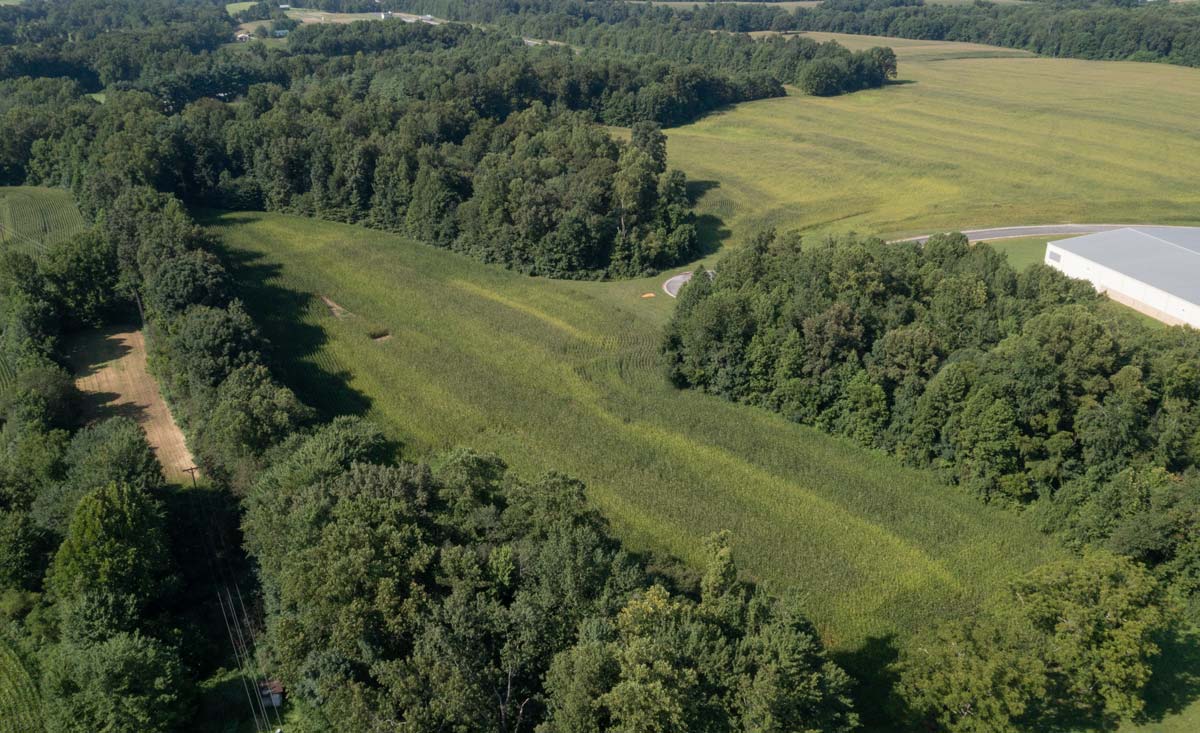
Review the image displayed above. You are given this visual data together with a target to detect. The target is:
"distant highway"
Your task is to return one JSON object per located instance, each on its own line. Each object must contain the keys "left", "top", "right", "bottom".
{"left": 662, "top": 223, "right": 1183, "bottom": 297}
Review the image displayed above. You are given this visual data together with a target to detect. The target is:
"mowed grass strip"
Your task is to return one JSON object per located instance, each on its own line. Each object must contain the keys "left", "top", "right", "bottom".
{"left": 666, "top": 34, "right": 1200, "bottom": 252}
{"left": 212, "top": 211, "right": 1064, "bottom": 649}
{"left": 0, "top": 186, "right": 87, "bottom": 256}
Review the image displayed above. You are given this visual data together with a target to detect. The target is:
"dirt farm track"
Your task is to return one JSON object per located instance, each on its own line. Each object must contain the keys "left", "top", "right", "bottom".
{"left": 65, "top": 328, "right": 196, "bottom": 483}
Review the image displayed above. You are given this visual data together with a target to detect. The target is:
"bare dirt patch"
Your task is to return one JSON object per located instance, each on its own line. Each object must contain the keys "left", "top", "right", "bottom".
{"left": 65, "top": 328, "right": 197, "bottom": 483}
{"left": 320, "top": 295, "right": 351, "bottom": 318}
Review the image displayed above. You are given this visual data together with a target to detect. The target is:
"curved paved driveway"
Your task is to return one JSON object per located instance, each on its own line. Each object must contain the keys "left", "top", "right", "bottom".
{"left": 663, "top": 270, "right": 716, "bottom": 298}
{"left": 663, "top": 272, "right": 694, "bottom": 298}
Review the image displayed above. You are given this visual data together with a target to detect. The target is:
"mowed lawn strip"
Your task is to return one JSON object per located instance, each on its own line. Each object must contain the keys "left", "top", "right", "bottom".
{"left": 666, "top": 34, "right": 1200, "bottom": 251}
{"left": 212, "top": 211, "right": 1065, "bottom": 650}
{"left": 66, "top": 329, "right": 197, "bottom": 483}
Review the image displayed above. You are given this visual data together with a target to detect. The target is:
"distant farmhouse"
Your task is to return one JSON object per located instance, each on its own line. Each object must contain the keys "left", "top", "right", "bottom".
{"left": 1045, "top": 226, "right": 1200, "bottom": 328}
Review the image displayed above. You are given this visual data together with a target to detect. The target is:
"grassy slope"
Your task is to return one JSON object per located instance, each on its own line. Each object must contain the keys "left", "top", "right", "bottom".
{"left": 216, "top": 212, "right": 1200, "bottom": 728}
{"left": 212, "top": 211, "right": 1065, "bottom": 657}
{"left": 668, "top": 33, "right": 1200, "bottom": 266}
{"left": 0, "top": 186, "right": 86, "bottom": 257}
{"left": 0, "top": 639, "right": 43, "bottom": 733}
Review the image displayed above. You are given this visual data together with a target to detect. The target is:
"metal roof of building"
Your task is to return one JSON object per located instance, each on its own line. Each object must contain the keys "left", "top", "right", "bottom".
{"left": 1049, "top": 226, "right": 1200, "bottom": 305}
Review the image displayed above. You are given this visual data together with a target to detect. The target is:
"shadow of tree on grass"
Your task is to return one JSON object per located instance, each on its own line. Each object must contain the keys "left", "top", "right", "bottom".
{"left": 833, "top": 634, "right": 909, "bottom": 733}
{"left": 684, "top": 180, "right": 731, "bottom": 258}
{"left": 1135, "top": 625, "right": 1200, "bottom": 725}
{"left": 205, "top": 214, "right": 372, "bottom": 422}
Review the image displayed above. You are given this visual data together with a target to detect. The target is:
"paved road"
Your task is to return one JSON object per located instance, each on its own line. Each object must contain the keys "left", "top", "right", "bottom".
{"left": 896, "top": 223, "right": 1175, "bottom": 244}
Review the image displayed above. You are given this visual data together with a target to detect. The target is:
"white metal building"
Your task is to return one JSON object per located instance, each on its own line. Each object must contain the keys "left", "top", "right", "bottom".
{"left": 1045, "top": 226, "right": 1200, "bottom": 328}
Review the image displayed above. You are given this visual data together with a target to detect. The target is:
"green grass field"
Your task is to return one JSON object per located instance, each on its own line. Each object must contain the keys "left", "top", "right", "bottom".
{"left": 213, "top": 211, "right": 1200, "bottom": 729}
{"left": 211, "top": 210, "right": 1066, "bottom": 660}
{"left": 668, "top": 33, "right": 1200, "bottom": 264}
{"left": 985, "top": 235, "right": 1054, "bottom": 271}
{"left": 0, "top": 638, "right": 43, "bottom": 733}
{"left": 0, "top": 186, "right": 87, "bottom": 257}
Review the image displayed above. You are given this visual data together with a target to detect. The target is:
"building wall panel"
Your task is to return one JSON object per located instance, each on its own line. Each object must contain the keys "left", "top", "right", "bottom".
{"left": 1044, "top": 244, "right": 1200, "bottom": 328}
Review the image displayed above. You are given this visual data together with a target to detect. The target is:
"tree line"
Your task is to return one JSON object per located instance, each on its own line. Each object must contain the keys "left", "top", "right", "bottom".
{"left": 394, "top": 0, "right": 899, "bottom": 95}
{"left": 0, "top": 0, "right": 1179, "bottom": 729}
{"left": 648, "top": 0, "right": 1200, "bottom": 68}
{"left": 0, "top": 181, "right": 304, "bottom": 729}
{"left": 664, "top": 230, "right": 1200, "bottom": 622}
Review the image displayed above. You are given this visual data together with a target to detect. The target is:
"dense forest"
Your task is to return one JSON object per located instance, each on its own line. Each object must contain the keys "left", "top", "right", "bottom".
{"left": 664, "top": 231, "right": 1200, "bottom": 623}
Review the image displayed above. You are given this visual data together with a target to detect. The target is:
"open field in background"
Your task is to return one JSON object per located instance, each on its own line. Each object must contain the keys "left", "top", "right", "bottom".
{"left": 211, "top": 210, "right": 1066, "bottom": 679}
{"left": 0, "top": 186, "right": 86, "bottom": 257}
{"left": 0, "top": 639, "right": 43, "bottom": 733}
{"left": 224, "top": 0, "right": 256, "bottom": 14}
{"left": 666, "top": 33, "right": 1200, "bottom": 266}
{"left": 65, "top": 329, "right": 197, "bottom": 483}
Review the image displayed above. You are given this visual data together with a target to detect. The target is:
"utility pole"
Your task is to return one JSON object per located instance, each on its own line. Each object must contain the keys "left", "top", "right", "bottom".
{"left": 183, "top": 466, "right": 200, "bottom": 488}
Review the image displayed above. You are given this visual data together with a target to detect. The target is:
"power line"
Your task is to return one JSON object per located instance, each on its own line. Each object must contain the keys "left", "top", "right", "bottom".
{"left": 217, "top": 589, "right": 266, "bottom": 733}
{"left": 189, "top": 476, "right": 279, "bottom": 732}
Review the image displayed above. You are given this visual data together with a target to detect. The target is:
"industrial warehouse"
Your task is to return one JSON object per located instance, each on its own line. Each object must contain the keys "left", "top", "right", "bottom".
{"left": 1045, "top": 226, "right": 1200, "bottom": 328}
